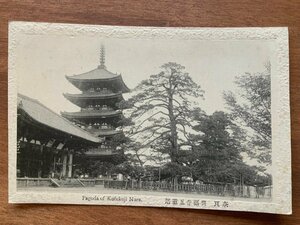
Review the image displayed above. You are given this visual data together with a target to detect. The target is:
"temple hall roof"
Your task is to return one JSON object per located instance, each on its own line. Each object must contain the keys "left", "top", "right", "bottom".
{"left": 18, "top": 94, "right": 101, "bottom": 143}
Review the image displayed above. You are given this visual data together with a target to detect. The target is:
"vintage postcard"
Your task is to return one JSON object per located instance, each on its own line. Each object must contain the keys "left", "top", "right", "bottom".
{"left": 8, "top": 22, "right": 291, "bottom": 214}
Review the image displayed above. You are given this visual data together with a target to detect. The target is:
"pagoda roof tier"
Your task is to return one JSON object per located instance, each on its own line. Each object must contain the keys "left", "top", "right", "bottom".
{"left": 86, "top": 128, "right": 123, "bottom": 137}
{"left": 17, "top": 94, "right": 101, "bottom": 143}
{"left": 64, "top": 91, "right": 123, "bottom": 100}
{"left": 69, "top": 67, "right": 119, "bottom": 80}
{"left": 66, "top": 68, "right": 130, "bottom": 93}
{"left": 85, "top": 148, "right": 120, "bottom": 157}
{"left": 66, "top": 116, "right": 125, "bottom": 128}
{"left": 63, "top": 92, "right": 124, "bottom": 108}
{"left": 61, "top": 110, "right": 122, "bottom": 120}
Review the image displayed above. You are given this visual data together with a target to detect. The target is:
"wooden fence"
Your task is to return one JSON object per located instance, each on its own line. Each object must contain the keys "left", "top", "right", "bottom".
{"left": 104, "top": 180, "right": 272, "bottom": 198}
{"left": 17, "top": 178, "right": 272, "bottom": 199}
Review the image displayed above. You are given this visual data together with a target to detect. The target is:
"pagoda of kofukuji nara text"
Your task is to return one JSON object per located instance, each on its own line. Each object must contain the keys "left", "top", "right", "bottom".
{"left": 62, "top": 45, "right": 130, "bottom": 158}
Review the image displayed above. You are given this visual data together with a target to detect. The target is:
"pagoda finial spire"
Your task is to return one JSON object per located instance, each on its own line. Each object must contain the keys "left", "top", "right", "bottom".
{"left": 99, "top": 44, "right": 106, "bottom": 69}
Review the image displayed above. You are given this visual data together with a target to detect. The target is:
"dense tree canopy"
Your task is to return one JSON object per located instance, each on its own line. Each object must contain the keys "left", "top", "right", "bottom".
{"left": 190, "top": 111, "right": 244, "bottom": 183}
{"left": 223, "top": 63, "right": 271, "bottom": 164}
{"left": 125, "top": 62, "right": 204, "bottom": 164}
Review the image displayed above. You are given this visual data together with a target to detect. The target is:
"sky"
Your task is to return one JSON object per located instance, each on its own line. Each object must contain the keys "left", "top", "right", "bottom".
{"left": 16, "top": 34, "right": 273, "bottom": 115}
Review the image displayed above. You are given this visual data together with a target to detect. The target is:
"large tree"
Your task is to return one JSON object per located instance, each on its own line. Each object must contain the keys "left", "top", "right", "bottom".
{"left": 189, "top": 111, "right": 268, "bottom": 185}
{"left": 125, "top": 62, "right": 204, "bottom": 164}
{"left": 223, "top": 63, "right": 271, "bottom": 164}
{"left": 190, "top": 111, "right": 243, "bottom": 183}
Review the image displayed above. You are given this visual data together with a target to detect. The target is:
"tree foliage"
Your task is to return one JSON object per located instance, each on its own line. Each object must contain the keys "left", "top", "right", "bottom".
{"left": 190, "top": 111, "right": 243, "bottom": 182}
{"left": 125, "top": 62, "right": 204, "bottom": 163}
{"left": 187, "top": 111, "right": 269, "bottom": 185}
{"left": 223, "top": 64, "right": 271, "bottom": 164}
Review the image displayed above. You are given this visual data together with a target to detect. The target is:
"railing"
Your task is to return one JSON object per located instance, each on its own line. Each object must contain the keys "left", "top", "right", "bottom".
{"left": 104, "top": 180, "right": 272, "bottom": 199}
{"left": 87, "top": 126, "right": 115, "bottom": 131}
{"left": 84, "top": 89, "right": 114, "bottom": 95}
{"left": 81, "top": 107, "right": 114, "bottom": 112}
{"left": 85, "top": 127, "right": 119, "bottom": 136}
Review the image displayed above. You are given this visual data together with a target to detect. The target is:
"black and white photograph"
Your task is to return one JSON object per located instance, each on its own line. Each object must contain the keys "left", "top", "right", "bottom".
{"left": 8, "top": 22, "right": 291, "bottom": 214}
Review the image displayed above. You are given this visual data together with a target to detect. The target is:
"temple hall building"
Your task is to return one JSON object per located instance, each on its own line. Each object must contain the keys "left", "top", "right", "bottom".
{"left": 17, "top": 94, "right": 101, "bottom": 181}
{"left": 17, "top": 46, "right": 130, "bottom": 186}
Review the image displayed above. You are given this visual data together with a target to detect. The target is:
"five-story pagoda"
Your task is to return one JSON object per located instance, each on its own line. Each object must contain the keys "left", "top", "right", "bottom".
{"left": 62, "top": 46, "right": 130, "bottom": 157}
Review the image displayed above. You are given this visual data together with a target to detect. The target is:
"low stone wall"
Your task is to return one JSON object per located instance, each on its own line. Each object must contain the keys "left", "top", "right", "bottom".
{"left": 17, "top": 178, "right": 52, "bottom": 187}
{"left": 17, "top": 178, "right": 109, "bottom": 187}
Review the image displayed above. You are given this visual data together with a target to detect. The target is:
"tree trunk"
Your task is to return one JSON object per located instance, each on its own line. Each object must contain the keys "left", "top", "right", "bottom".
{"left": 168, "top": 91, "right": 179, "bottom": 162}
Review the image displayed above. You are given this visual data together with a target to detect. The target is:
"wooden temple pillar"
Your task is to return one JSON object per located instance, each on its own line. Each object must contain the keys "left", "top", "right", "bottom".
{"left": 60, "top": 151, "right": 74, "bottom": 178}
{"left": 37, "top": 143, "right": 44, "bottom": 178}
{"left": 68, "top": 152, "right": 73, "bottom": 178}
{"left": 61, "top": 154, "right": 68, "bottom": 178}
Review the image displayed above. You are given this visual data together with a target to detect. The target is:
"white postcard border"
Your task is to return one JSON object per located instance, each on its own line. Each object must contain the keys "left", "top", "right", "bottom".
{"left": 8, "top": 22, "right": 291, "bottom": 214}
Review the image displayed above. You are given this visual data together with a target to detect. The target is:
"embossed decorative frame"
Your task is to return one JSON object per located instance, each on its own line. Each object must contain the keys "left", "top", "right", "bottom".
{"left": 8, "top": 22, "right": 291, "bottom": 214}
